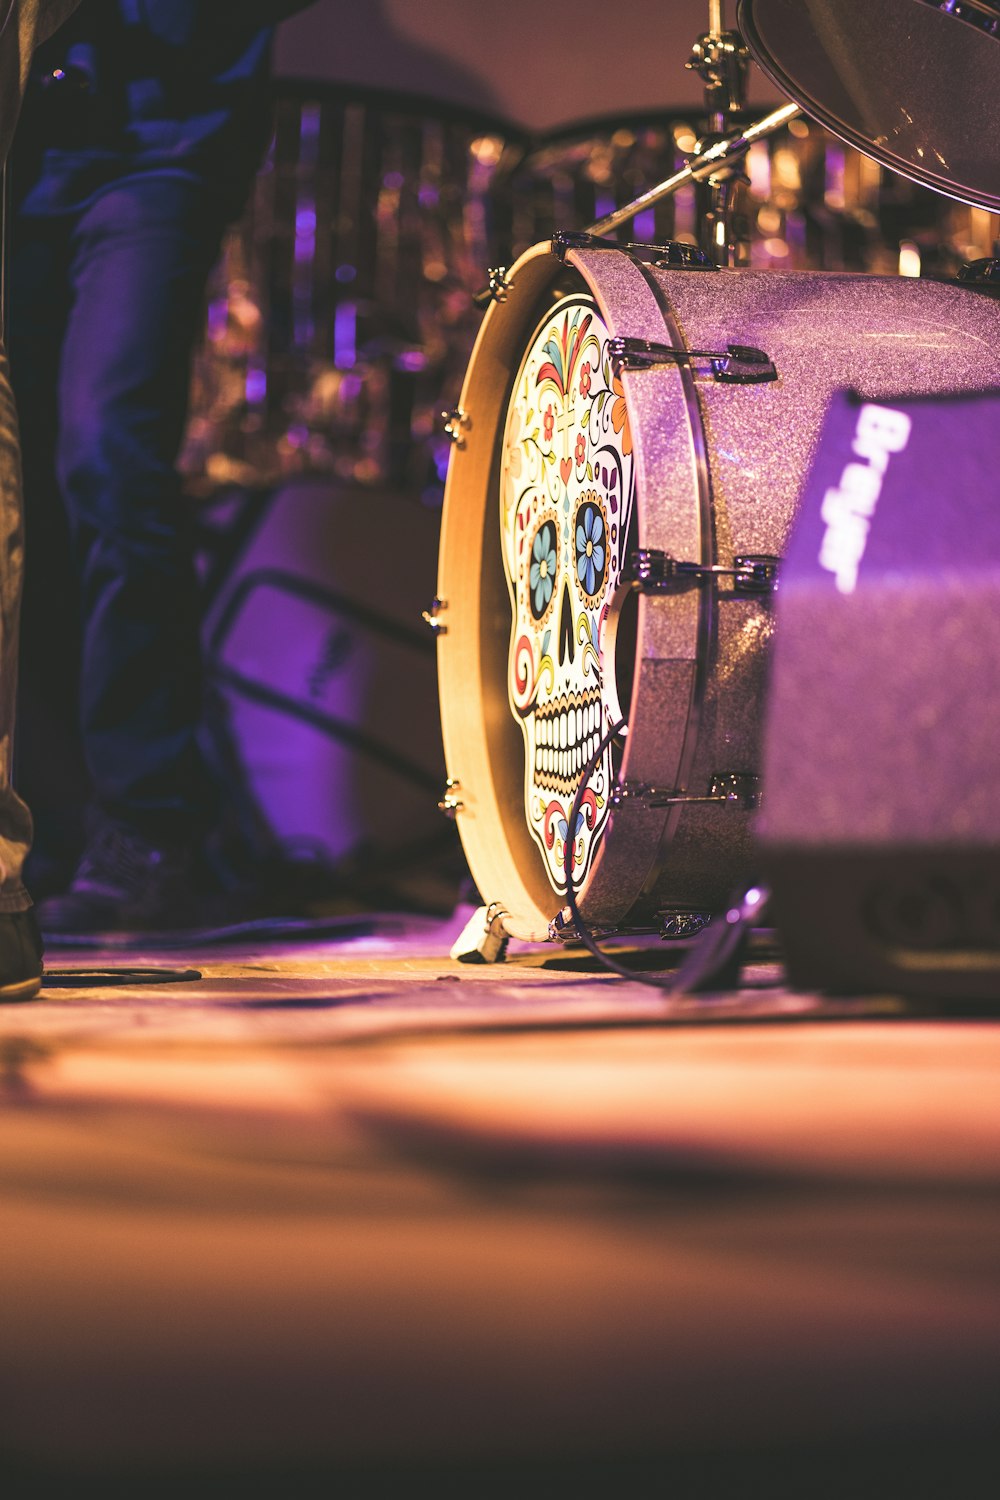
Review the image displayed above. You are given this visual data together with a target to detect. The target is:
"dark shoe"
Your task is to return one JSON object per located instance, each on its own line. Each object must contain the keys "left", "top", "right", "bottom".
{"left": 0, "top": 909, "right": 45, "bottom": 1001}
{"left": 35, "top": 820, "right": 209, "bottom": 936}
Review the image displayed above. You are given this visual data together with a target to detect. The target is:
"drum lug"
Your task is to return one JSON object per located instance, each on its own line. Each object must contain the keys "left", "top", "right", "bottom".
{"left": 551, "top": 230, "right": 715, "bottom": 271}
{"left": 438, "top": 778, "right": 464, "bottom": 817}
{"left": 609, "top": 335, "right": 777, "bottom": 383}
{"left": 612, "top": 773, "right": 761, "bottom": 811}
{"left": 422, "top": 596, "right": 448, "bottom": 634}
{"left": 472, "top": 266, "right": 513, "bottom": 308}
{"left": 442, "top": 407, "right": 470, "bottom": 447}
{"left": 623, "top": 549, "right": 780, "bottom": 595}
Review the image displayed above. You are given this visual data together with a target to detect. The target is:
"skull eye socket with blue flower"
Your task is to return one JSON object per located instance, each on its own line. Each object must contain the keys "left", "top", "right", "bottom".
{"left": 529, "top": 517, "right": 558, "bottom": 621}
{"left": 574, "top": 495, "right": 609, "bottom": 604}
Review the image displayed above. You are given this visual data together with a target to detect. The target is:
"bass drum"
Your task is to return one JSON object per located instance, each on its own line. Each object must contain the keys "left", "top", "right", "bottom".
{"left": 436, "top": 241, "right": 1000, "bottom": 942}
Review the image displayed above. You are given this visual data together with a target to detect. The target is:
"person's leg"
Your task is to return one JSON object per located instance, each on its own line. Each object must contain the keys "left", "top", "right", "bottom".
{"left": 38, "top": 174, "right": 232, "bottom": 928}
{"left": 0, "top": 342, "right": 45, "bottom": 996}
{"left": 60, "top": 175, "right": 227, "bottom": 826}
{"left": 8, "top": 214, "right": 88, "bottom": 894}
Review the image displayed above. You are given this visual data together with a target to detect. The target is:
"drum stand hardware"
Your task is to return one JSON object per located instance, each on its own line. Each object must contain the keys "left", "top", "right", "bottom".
{"left": 685, "top": 0, "right": 754, "bottom": 265}
{"left": 454, "top": 900, "right": 716, "bottom": 963}
{"left": 610, "top": 772, "right": 761, "bottom": 812}
{"left": 623, "top": 549, "right": 780, "bottom": 596}
{"left": 438, "top": 778, "right": 464, "bottom": 817}
{"left": 441, "top": 407, "right": 470, "bottom": 447}
{"left": 609, "top": 334, "right": 777, "bottom": 384}
{"left": 687, "top": 4, "right": 751, "bottom": 130}
{"left": 422, "top": 596, "right": 448, "bottom": 635}
{"left": 548, "top": 908, "right": 712, "bottom": 942}
{"left": 551, "top": 231, "right": 716, "bottom": 271}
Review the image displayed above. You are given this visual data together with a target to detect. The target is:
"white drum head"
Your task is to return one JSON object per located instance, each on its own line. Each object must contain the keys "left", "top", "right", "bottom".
{"left": 436, "top": 243, "right": 705, "bottom": 941}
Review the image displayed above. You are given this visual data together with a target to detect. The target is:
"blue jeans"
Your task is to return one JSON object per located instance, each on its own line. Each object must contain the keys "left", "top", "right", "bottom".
{"left": 10, "top": 173, "right": 232, "bottom": 848}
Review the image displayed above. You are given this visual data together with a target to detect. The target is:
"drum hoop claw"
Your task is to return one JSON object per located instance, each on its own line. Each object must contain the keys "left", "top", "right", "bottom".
{"left": 608, "top": 335, "right": 777, "bottom": 383}
{"left": 622, "top": 548, "right": 779, "bottom": 595}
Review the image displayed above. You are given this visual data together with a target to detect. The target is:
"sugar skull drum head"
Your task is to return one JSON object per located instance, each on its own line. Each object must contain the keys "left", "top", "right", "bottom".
{"left": 500, "top": 295, "right": 636, "bottom": 894}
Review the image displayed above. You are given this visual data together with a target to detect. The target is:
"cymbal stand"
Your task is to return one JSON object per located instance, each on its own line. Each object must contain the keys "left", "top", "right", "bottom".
{"left": 686, "top": 0, "right": 752, "bottom": 265}
{"left": 583, "top": 3, "right": 800, "bottom": 253}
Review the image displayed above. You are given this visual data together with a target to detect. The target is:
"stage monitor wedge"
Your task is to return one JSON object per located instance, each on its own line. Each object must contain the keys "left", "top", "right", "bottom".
{"left": 758, "top": 387, "right": 1000, "bottom": 1004}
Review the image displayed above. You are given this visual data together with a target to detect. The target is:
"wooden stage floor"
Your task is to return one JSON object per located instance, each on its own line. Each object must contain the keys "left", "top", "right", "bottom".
{"left": 2, "top": 909, "right": 999, "bottom": 1494}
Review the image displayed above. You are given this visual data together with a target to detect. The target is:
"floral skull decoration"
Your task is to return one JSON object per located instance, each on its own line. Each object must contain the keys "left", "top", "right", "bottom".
{"left": 500, "top": 295, "right": 636, "bottom": 893}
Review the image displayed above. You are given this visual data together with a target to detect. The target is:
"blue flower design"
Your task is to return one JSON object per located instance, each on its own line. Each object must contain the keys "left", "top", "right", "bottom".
{"left": 575, "top": 502, "right": 606, "bottom": 597}
{"left": 529, "top": 520, "right": 557, "bottom": 618}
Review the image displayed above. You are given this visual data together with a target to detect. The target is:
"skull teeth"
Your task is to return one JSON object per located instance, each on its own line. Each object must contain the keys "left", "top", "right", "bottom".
{"left": 532, "top": 691, "right": 605, "bottom": 793}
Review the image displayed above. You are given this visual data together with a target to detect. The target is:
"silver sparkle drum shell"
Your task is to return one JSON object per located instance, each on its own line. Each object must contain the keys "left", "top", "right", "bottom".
{"left": 436, "top": 243, "right": 1000, "bottom": 942}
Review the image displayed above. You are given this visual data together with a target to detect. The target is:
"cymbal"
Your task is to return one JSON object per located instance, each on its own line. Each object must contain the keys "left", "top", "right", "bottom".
{"left": 738, "top": 0, "right": 1000, "bottom": 212}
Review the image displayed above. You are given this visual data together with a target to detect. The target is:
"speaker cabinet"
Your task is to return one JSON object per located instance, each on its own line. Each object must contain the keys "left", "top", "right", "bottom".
{"left": 758, "top": 388, "right": 1000, "bottom": 1002}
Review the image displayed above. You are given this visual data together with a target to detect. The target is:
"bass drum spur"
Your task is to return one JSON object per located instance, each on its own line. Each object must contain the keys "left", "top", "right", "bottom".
{"left": 435, "top": 238, "right": 1000, "bottom": 942}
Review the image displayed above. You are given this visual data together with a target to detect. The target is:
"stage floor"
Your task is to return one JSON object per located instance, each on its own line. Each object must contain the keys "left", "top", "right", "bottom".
{"left": 3, "top": 910, "right": 999, "bottom": 1493}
